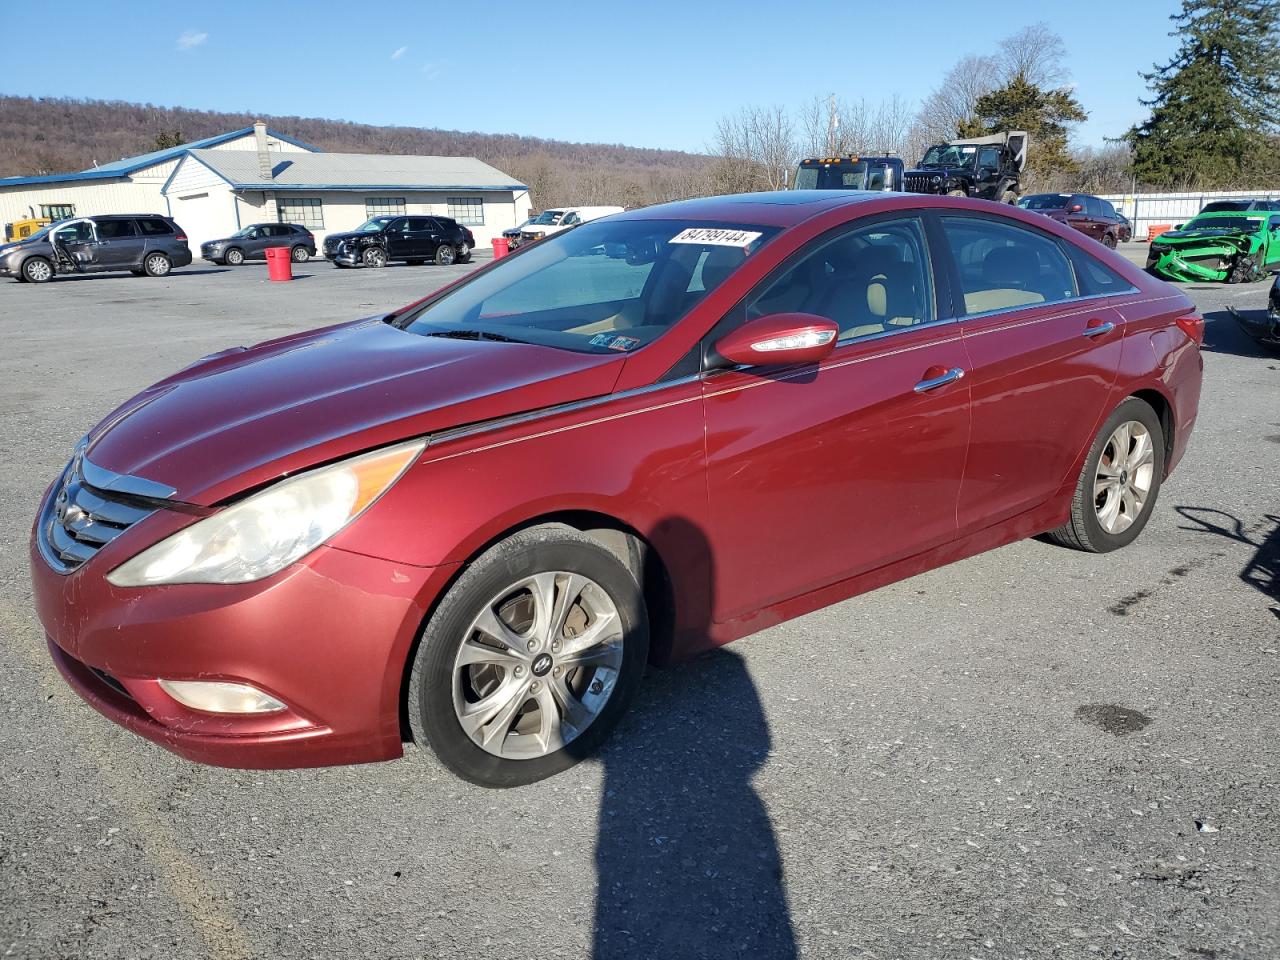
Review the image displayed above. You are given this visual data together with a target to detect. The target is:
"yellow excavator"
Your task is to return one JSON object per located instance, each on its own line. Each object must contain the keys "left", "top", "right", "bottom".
{"left": 4, "top": 205, "right": 75, "bottom": 244}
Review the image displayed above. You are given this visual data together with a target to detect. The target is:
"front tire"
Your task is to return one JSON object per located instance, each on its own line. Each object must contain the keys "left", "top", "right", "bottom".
{"left": 1045, "top": 397, "right": 1164, "bottom": 553}
{"left": 1229, "top": 254, "right": 1260, "bottom": 284}
{"left": 142, "top": 253, "right": 171, "bottom": 277}
{"left": 21, "top": 257, "right": 54, "bottom": 283}
{"left": 1102, "top": 233, "right": 1118, "bottom": 250}
{"left": 1000, "top": 190, "right": 1018, "bottom": 205}
{"left": 224, "top": 248, "right": 245, "bottom": 266}
{"left": 407, "top": 525, "right": 649, "bottom": 787}
{"left": 362, "top": 247, "right": 387, "bottom": 268}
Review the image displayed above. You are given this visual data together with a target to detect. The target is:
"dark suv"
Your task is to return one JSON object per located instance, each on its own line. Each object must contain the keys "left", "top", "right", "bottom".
{"left": 323, "top": 215, "right": 475, "bottom": 268}
{"left": 201, "top": 223, "right": 316, "bottom": 265}
{"left": 1019, "top": 193, "right": 1128, "bottom": 248}
{"left": 0, "top": 215, "right": 191, "bottom": 283}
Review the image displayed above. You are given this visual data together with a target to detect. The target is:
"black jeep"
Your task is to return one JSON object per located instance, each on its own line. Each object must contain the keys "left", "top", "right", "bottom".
{"left": 903, "top": 132, "right": 1027, "bottom": 203}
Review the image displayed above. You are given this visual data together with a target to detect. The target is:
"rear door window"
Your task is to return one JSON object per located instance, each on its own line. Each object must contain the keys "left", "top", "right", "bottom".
{"left": 96, "top": 219, "right": 137, "bottom": 239}
{"left": 940, "top": 216, "right": 1078, "bottom": 314}
{"left": 137, "top": 218, "right": 174, "bottom": 235}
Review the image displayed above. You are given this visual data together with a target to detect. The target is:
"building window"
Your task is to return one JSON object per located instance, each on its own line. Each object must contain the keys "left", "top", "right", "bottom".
{"left": 447, "top": 198, "right": 484, "bottom": 225}
{"left": 41, "top": 204, "right": 75, "bottom": 222}
{"left": 278, "top": 198, "right": 324, "bottom": 228}
{"left": 365, "top": 197, "right": 406, "bottom": 218}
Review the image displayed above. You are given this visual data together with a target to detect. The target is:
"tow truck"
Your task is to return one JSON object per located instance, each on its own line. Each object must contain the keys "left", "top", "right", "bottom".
{"left": 793, "top": 155, "right": 904, "bottom": 192}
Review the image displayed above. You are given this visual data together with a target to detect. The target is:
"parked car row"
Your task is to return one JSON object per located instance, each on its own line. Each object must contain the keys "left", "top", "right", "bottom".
{"left": 1017, "top": 193, "right": 1131, "bottom": 248}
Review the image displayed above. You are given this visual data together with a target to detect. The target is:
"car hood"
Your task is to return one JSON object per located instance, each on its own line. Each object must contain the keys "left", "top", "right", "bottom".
{"left": 323, "top": 231, "right": 376, "bottom": 244}
{"left": 1154, "top": 228, "right": 1256, "bottom": 246}
{"left": 83, "top": 319, "right": 625, "bottom": 505}
{"left": 906, "top": 165, "right": 967, "bottom": 178}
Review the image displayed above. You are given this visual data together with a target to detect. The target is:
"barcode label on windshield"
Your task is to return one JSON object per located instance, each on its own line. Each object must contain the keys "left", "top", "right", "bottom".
{"left": 669, "top": 228, "right": 763, "bottom": 247}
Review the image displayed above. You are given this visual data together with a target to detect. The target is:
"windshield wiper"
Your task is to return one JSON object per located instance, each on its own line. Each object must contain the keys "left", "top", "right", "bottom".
{"left": 423, "top": 329, "right": 531, "bottom": 344}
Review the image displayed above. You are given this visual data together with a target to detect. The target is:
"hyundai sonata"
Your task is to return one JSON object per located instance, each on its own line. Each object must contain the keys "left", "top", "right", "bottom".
{"left": 32, "top": 192, "right": 1203, "bottom": 787}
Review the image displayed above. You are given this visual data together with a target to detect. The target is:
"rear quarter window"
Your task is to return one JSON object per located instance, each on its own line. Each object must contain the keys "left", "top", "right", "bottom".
{"left": 137, "top": 218, "right": 174, "bottom": 235}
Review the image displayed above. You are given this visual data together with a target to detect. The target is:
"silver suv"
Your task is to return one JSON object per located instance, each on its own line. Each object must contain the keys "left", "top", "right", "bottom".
{"left": 0, "top": 215, "right": 193, "bottom": 283}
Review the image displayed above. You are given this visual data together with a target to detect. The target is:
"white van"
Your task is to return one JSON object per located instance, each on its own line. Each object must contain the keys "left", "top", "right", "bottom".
{"left": 512, "top": 206, "right": 624, "bottom": 248}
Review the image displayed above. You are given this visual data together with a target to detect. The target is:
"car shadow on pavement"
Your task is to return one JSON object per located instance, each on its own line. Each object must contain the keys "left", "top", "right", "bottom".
{"left": 1174, "top": 506, "right": 1280, "bottom": 610}
{"left": 587, "top": 517, "right": 797, "bottom": 959}
{"left": 1202, "top": 308, "right": 1276, "bottom": 359}
{"left": 15, "top": 268, "right": 232, "bottom": 284}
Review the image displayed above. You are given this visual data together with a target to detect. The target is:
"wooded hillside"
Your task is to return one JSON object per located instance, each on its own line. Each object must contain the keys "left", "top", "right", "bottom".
{"left": 0, "top": 95, "right": 712, "bottom": 209}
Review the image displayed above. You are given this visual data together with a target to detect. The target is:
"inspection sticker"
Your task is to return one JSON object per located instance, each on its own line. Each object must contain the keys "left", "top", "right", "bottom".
{"left": 669, "top": 227, "right": 763, "bottom": 247}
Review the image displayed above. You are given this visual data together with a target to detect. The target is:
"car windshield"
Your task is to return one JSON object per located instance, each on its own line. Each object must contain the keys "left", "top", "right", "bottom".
{"left": 794, "top": 161, "right": 871, "bottom": 190}
{"left": 230, "top": 226, "right": 256, "bottom": 238}
{"left": 356, "top": 217, "right": 395, "bottom": 233}
{"left": 1019, "top": 194, "right": 1070, "bottom": 210}
{"left": 1187, "top": 216, "right": 1261, "bottom": 232}
{"left": 530, "top": 211, "right": 565, "bottom": 226}
{"left": 1200, "top": 202, "right": 1250, "bottom": 212}
{"left": 398, "top": 218, "right": 779, "bottom": 354}
{"left": 920, "top": 145, "right": 976, "bottom": 167}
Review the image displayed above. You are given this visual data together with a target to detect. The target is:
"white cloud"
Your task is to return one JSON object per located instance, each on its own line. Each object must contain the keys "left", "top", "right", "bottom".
{"left": 391, "top": 46, "right": 409, "bottom": 60}
{"left": 420, "top": 62, "right": 441, "bottom": 79}
{"left": 176, "top": 30, "right": 208, "bottom": 50}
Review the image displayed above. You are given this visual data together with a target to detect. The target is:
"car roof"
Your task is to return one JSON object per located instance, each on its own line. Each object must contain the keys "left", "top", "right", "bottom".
{"left": 619, "top": 191, "right": 886, "bottom": 227}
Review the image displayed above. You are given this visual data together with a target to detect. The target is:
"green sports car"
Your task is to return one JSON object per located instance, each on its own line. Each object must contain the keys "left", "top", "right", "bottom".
{"left": 1147, "top": 210, "right": 1280, "bottom": 283}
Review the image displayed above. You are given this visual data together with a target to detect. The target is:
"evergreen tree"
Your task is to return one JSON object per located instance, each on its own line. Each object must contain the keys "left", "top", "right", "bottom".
{"left": 1126, "top": 0, "right": 1280, "bottom": 187}
{"left": 959, "top": 74, "right": 1088, "bottom": 178}
{"left": 153, "top": 130, "right": 186, "bottom": 150}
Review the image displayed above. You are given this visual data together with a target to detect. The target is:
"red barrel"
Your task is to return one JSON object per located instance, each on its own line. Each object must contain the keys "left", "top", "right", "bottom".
{"left": 491, "top": 237, "right": 510, "bottom": 260}
{"left": 265, "top": 246, "right": 293, "bottom": 281}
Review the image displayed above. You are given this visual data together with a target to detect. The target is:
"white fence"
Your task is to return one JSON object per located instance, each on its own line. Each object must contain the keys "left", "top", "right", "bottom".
{"left": 1098, "top": 189, "right": 1280, "bottom": 240}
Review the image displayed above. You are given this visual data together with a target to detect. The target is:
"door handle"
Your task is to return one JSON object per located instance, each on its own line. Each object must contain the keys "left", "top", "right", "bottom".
{"left": 914, "top": 367, "right": 965, "bottom": 393}
{"left": 1082, "top": 320, "right": 1115, "bottom": 338}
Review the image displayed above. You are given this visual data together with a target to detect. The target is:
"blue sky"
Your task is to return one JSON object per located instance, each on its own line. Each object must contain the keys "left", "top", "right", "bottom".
{"left": 3, "top": 1, "right": 1180, "bottom": 154}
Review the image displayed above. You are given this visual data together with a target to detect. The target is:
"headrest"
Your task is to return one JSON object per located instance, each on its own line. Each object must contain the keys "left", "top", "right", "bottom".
{"left": 982, "top": 246, "right": 1040, "bottom": 287}
{"left": 866, "top": 262, "right": 917, "bottom": 319}
{"left": 700, "top": 247, "right": 745, "bottom": 292}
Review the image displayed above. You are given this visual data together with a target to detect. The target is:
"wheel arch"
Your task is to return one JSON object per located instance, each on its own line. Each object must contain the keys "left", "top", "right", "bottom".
{"left": 1129, "top": 387, "right": 1175, "bottom": 477}
{"left": 394, "top": 508, "right": 676, "bottom": 742}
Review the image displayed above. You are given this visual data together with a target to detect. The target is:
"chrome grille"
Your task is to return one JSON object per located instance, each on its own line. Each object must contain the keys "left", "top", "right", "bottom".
{"left": 38, "top": 448, "right": 160, "bottom": 573}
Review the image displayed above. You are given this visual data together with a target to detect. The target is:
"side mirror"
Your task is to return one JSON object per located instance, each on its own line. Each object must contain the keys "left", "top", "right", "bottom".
{"left": 1069, "top": 204, "right": 1083, "bottom": 213}
{"left": 715, "top": 313, "right": 838, "bottom": 367}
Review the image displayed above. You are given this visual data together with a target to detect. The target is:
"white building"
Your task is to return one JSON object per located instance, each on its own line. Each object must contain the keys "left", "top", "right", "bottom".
{"left": 0, "top": 124, "right": 315, "bottom": 231}
{"left": 1, "top": 122, "right": 531, "bottom": 250}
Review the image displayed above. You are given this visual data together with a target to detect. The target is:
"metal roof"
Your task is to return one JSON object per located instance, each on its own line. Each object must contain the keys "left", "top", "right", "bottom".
{"left": 175, "top": 149, "right": 527, "bottom": 193}
{"left": 0, "top": 127, "right": 320, "bottom": 189}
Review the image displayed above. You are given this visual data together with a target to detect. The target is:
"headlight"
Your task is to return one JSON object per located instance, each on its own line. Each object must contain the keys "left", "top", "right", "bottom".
{"left": 106, "top": 439, "right": 425, "bottom": 586}
{"left": 931, "top": 175, "right": 942, "bottom": 184}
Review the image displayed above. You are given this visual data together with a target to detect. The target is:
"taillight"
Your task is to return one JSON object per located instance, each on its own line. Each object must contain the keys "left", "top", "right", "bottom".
{"left": 174, "top": 234, "right": 188, "bottom": 243}
{"left": 1175, "top": 312, "right": 1204, "bottom": 346}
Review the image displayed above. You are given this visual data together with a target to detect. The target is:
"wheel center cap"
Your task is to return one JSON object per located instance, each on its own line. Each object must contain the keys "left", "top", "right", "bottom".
{"left": 1120, "top": 469, "right": 1129, "bottom": 485}
{"left": 531, "top": 653, "right": 553, "bottom": 677}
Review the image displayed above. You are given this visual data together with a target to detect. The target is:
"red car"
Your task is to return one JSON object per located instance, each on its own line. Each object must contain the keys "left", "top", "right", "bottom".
{"left": 31, "top": 193, "right": 1203, "bottom": 787}
{"left": 1019, "top": 193, "right": 1129, "bottom": 248}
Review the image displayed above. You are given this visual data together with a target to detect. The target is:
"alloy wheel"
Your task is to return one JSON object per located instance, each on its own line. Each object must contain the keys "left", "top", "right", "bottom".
{"left": 452, "top": 571, "right": 625, "bottom": 760}
{"left": 146, "top": 254, "right": 170, "bottom": 276}
{"left": 1093, "top": 420, "right": 1154, "bottom": 534}
{"left": 225, "top": 248, "right": 244, "bottom": 265}
{"left": 24, "top": 259, "right": 52, "bottom": 282}
{"left": 292, "top": 246, "right": 310, "bottom": 262}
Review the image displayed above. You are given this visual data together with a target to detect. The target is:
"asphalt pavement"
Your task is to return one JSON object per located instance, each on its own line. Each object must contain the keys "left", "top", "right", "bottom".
{"left": 0, "top": 246, "right": 1277, "bottom": 960}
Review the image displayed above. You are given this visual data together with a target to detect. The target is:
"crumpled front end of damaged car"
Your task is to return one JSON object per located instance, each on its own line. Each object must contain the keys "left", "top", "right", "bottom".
{"left": 1147, "top": 231, "right": 1260, "bottom": 282}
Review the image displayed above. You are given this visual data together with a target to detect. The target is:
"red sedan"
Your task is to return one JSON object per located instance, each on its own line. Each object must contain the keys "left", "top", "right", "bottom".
{"left": 31, "top": 192, "right": 1203, "bottom": 787}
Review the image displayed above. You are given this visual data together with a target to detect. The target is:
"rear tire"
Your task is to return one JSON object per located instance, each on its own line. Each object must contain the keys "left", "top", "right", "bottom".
{"left": 142, "top": 253, "right": 171, "bottom": 277}
{"left": 435, "top": 244, "right": 457, "bottom": 266}
{"left": 407, "top": 524, "right": 649, "bottom": 787}
{"left": 1045, "top": 397, "right": 1164, "bottom": 553}
{"left": 224, "top": 248, "right": 245, "bottom": 266}
{"left": 290, "top": 245, "right": 310, "bottom": 263}
{"left": 21, "top": 257, "right": 54, "bottom": 283}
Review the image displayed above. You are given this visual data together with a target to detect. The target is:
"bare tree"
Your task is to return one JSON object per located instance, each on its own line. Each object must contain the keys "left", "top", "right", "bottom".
{"left": 998, "top": 22, "right": 1069, "bottom": 88}
{"left": 710, "top": 105, "right": 795, "bottom": 194}
{"left": 914, "top": 54, "right": 1001, "bottom": 145}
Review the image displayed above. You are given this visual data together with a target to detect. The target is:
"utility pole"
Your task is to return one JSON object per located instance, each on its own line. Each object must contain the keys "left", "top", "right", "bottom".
{"left": 827, "top": 94, "right": 839, "bottom": 156}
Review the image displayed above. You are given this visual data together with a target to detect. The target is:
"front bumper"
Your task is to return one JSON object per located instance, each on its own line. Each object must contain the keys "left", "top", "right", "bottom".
{"left": 31, "top": 506, "right": 458, "bottom": 769}
{"left": 1148, "top": 244, "right": 1239, "bottom": 282}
